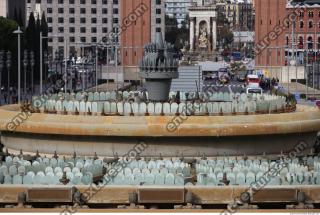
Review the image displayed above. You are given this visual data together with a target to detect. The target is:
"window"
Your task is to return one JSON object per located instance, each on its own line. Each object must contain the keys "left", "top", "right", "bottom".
{"left": 80, "top": 37, "right": 86, "bottom": 43}
{"left": 80, "top": 27, "right": 86, "bottom": 33}
{"left": 91, "top": 8, "right": 97, "bottom": 14}
{"left": 156, "top": 9, "right": 161, "bottom": 14}
{"left": 70, "top": 37, "right": 75, "bottom": 43}
{"left": 58, "top": 8, "right": 64, "bottom": 13}
{"left": 69, "top": 27, "right": 75, "bottom": 33}
{"left": 308, "top": 36, "right": 313, "bottom": 49}
{"left": 91, "top": 37, "right": 97, "bottom": 43}
{"left": 69, "top": 18, "right": 75, "bottom": 23}
{"left": 102, "top": 0, "right": 108, "bottom": 4}
{"left": 91, "top": 18, "right": 97, "bottom": 23}
{"left": 69, "top": 8, "right": 75, "bottom": 14}
{"left": 102, "top": 18, "right": 108, "bottom": 23}
{"left": 69, "top": 0, "right": 74, "bottom": 3}
{"left": 91, "top": 0, "right": 97, "bottom": 3}
{"left": 58, "top": 27, "right": 64, "bottom": 33}
{"left": 308, "top": 11, "right": 314, "bottom": 17}
{"left": 156, "top": 0, "right": 161, "bottom": 4}
{"left": 47, "top": 0, "right": 52, "bottom": 3}
{"left": 80, "top": 0, "right": 86, "bottom": 4}
{"left": 80, "top": 18, "right": 86, "bottom": 23}
{"left": 91, "top": 27, "right": 97, "bottom": 33}
{"left": 113, "top": 8, "right": 118, "bottom": 14}
{"left": 47, "top": 8, "right": 52, "bottom": 13}
{"left": 47, "top": 17, "right": 52, "bottom": 23}
{"left": 102, "top": 8, "right": 108, "bottom": 14}
{"left": 299, "top": 11, "right": 304, "bottom": 17}
{"left": 156, "top": 27, "right": 161, "bottom": 32}
{"left": 113, "top": 0, "right": 118, "bottom": 4}
{"left": 80, "top": 8, "right": 86, "bottom": 14}
{"left": 102, "top": 27, "right": 108, "bottom": 33}
{"left": 58, "top": 17, "right": 64, "bottom": 23}
{"left": 58, "top": 0, "right": 63, "bottom": 4}
{"left": 156, "top": 18, "right": 161, "bottom": 24}
{"left": 300, "top": 21, "right": 304, "bottom": 28}
{"left": 58, "top": 37, "right": 64, "bottom": 43}
{"left": 113, "top": 18, "right": 118, "bottom": 24}
{"left": 48, "top": 27, "right": 52, "bottom": 33}
{"left": 309, "top": 20, "right": 313, "bottom": 28}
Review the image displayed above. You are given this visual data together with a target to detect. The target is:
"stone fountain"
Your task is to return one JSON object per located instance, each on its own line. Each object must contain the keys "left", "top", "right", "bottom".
{"left": 139, "top": 32, "right": 179, "bottom": 101}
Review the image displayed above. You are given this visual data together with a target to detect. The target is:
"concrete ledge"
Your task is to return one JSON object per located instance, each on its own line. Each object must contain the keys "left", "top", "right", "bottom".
{"left": 0, "top": 104, "right": 319, "bottom": 137}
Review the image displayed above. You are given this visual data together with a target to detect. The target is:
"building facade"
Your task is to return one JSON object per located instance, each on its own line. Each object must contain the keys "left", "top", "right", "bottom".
{"left": 254, "top": 0, "right": 287, "bottom": 67}
{"left": 120, "top": 0, "right": 165, "bottom": 68}
{"left": 0, "top": 0, "right": 7, "bottom": 18}
{"left": 0, "top": 0, "right": 26, "bottom": 26}
{"left": 26, "top": 0, "right": 120, "bottom": 55}
{"left": 255, "top": 0, "right": 320, "bottom": 67}
{"left": 165, "top": 0, "right": 193, "bottom": 28}
{"left": 216, "top": 0, "right": 254, "bottom": 31}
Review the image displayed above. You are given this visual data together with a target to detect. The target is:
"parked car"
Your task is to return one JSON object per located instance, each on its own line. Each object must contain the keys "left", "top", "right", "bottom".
{"left": 246, "top": 74, "right": 260, "bottom": 88}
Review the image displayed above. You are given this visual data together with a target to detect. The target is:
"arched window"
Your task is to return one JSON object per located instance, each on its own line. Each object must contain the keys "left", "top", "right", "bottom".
{"left": 299, "top": 36, "right": 304, "bottom": 49}
{"left": 309, "top": 20, "right": 314, "bottom": 28}
{"left": 308, "top": 36, "right": 313, "bottom": 49}
{"left": 300, "top": 21, "right": 304, "bottom": 28}
{"left": 308, "top": 11, "right": 314, "bottom": 18}
{"left": 318, "top": 37, "right": 320, "bottom": 49}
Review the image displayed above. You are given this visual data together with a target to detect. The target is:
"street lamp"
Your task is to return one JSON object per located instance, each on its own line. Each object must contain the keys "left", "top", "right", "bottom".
{"left": 6, "top": 51, "right": 11, "bottom": 103}
{"left": 40, "top": 33, "right": 58, "bottom": 94}
{"left": 0, "top": 51, "right": 3, "bottom": 105}
{"left": 13, "top": 26, "right": 23, "bottom": 104}
{"left": 23, "top": 50, "right": 28, "bottom": 101}
{"left": 30, "top": 51, "right": 35, "bottom": 94}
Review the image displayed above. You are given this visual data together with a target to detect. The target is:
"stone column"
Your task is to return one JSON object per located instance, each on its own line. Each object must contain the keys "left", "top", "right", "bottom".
{"left": 190, "top": 18, "right": 195, "bottom": 51}
{"left": 195, "top": 19, "right": 200, "bottom": 50}
{"left": 208, "top": 19, "right": 212, "bottom": 52}
{"left": 212, "top": 19, "right": 217, "bottom": 51}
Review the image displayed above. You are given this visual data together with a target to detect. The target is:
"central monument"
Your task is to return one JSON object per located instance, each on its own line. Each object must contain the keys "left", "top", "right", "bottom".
{"left": 186, "top": 0, "right": 218, "bottom": 61}
{"left": 139, "top": 32, "right": 179, "bottom": 101}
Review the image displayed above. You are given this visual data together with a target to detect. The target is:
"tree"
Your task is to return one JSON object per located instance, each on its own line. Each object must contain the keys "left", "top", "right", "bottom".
{"left": 165, "top": 15, "right": 189, "bottom": 50}
{"left": 25, "top": 12, "right": 36, "bottom": 51}
{"left": 0, "top": 17, "right": 19, "bottom": 86}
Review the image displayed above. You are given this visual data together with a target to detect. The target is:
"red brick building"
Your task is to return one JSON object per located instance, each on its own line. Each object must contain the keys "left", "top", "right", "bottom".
{"left": 120, "top": 0, "right": 165, "bottom": 67}
{"left": 254, "top": 0, "right": 287, "bottom": 67}
{"left": 255, "top": 0, "right": 320, "bottom": 67}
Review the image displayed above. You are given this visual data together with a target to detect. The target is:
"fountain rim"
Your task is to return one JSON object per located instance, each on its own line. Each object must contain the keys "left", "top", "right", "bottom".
{"left": 0, "top": 104, "right": 319, "bottom": 137}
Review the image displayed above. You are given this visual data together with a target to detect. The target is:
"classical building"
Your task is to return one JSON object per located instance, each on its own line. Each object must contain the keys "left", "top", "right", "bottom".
{"left": 188, "top": 0, "right": 217, "bottom": 53}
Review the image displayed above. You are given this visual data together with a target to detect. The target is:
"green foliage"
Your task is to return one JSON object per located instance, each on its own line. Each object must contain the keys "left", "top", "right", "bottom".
{"left": 165, "top": 15, "right": 189, "bottom": 50}
{"left": 0, "top": 17, "right": 18, "bottom": 51}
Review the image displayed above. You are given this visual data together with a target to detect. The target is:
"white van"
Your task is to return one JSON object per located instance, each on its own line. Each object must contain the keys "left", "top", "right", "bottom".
{"left": 246, "top": 87, "right": 263, "bottom": 95}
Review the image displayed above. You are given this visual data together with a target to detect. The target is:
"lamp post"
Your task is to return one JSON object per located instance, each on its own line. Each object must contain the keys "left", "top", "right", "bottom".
{"left": 23, "top": 50, "right": 28, "bottom": 101}
{"left": 13, "top": 26, "right": 23, "bottom": 104}
{"left": 40, "top": 33, "right": 58, "bottom": 94}
{"left": 6, "top": 51, "right": 11, "bottom": 104}
{"left": 30, "top": 51, "right": 35, "bottom": 94}
{"left": 0, "top": 51, "right": 3, "bottom": 105}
